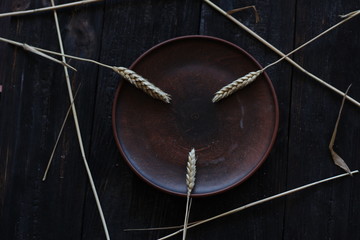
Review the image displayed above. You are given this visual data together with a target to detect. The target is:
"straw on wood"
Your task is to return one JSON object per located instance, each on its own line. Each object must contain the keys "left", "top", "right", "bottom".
{"left": 227, "top": 5, "right": 260, "bottom": 23}
{"left": 42, "top": 83, "right": 82, "bottom": 181}
{"left": 0, "top": 0, "right": 102, "bottom": 18}
{"left": 50, "top": 1, "right": 110, "bottom": 239}
{"left": 183, "top": 148, "right": 196, "bottom": 240}
{"left": 113, "top": 67, "right": 171, "bottom": 103}
{"left": 204, "top": 0, "right": 360, "bottom": 107}
{"left": 158, "top": 170, "right": 358, "bottom": 240}
{"left": 339, "top": 10, "right": 360, "bottom": 18}
{"left": 329, "top": 85, "right": 352, "bottom": 174}
{"left": 0, "top": 37, "right": 76, "bottom": 71}
{"left": 23, "top": 43, "right": 77, "bottom": 71}
{"left": 212, "top": 6, "right": 360, "bottom": 102}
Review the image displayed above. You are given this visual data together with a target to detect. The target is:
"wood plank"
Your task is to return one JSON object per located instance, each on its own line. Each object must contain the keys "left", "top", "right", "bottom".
{"left": 284, "top": 1, "right": 360, "bottom": 239}
{"left": 0, "top": 0, "right": 105, "bottom": 239}
{"left": 80, "top": 1, "right": 202, "bottom": 239}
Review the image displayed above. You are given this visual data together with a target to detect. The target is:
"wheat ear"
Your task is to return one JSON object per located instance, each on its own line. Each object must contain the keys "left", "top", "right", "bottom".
{"left": 113, "top": 67, "right": 171, "bottom": 103}
{"left": 186, "top": 149, "right": 197, "bottom": 193}
{"left": 183, "top": 148, "right": 197, "bottom": 240}
{"left": 212, "top": 70, "right": 263, "bottom": 102}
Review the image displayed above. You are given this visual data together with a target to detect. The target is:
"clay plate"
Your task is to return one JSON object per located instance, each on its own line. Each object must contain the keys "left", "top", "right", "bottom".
{"left": 113, "top": 35, "right": 279, "bottom": 197}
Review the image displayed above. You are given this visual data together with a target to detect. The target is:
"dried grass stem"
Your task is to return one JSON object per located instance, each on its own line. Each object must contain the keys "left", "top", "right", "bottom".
{"left": 158, "top": 170, "right": 358, "bottom": 240}
{"left": 49, "top": 1, "right": 110, "bottom": 239}
{"left": 42, "top": 84, "right": 82, "bottom": 181}
{"left": 0, "top": 0, "right": 102, "bottom": 18}
{"left": 227, "top": 5, "right": 260, "bottom": 23}
{"left": 0, "top": 37, "right": 76, "bottom": 71}
{"left": 329, "top": 85, "right": 352, "bottom": 174}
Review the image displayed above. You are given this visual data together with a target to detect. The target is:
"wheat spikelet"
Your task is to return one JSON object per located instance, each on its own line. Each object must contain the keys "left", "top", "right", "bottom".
{"left": 186, "top": 148, "right": 197, "bottom": 193}
{"left": 113, "top": 67, "right": 171, "bottom": 103}
{"left": 183, "top": 148, "right": 197, "bottom": 240}
{"left": 212, "top": 70, "right": 263, "bottom": 103}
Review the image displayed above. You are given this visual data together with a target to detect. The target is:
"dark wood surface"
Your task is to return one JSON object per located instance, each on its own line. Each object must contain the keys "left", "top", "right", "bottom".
{"left": 0, "top": 0, "right": 359, "bottom": 239}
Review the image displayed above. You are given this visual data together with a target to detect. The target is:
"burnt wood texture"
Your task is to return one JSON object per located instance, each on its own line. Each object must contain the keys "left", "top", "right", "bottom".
{"left": 0, "top": 0, "right": 359, "bottom": 239}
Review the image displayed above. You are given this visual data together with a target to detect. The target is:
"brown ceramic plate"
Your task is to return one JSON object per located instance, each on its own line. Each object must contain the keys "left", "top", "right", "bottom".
{"left": 113, "top": 35, "right": 279, "bottom": 197}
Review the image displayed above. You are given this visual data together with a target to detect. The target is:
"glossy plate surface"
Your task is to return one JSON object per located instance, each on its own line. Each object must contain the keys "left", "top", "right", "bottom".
{"left": 113, "top": 36, "right": 279, "bottom": 197}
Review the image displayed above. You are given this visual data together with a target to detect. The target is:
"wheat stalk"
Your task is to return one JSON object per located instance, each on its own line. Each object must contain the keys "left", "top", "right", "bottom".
{"left": 182, "top": 148, "right": 197, "bottom": 240}
{"left": 227, "top": 5, "right": 260, "bottom": 23}
{"left": 158, "top": 170, "right": 358, "bottom": 240}
{"left": 42, "top": 83, "right": 82, "bottom": 181}
{"left": 204, "top": 0, "right": 360, "bottom": 107}
{"left": 339, "top": 10, "right": 360, "bottom": 18}
{"left": 0, "top": 0, "right": 102, "bottom": 18}
{"left": 0, "top": 37, "right": 76, "bottom": 71}
{"left": 113, "top": 67, "right": 171, "bottom": 103}
{"left": 49, "top": 1, "right": 110, "bottom": 239}
{"left": 212, "top": 70, "right": 263, "bottom": 102}
{"left": 23, "top": 43, "right": 77, "bottom": 71}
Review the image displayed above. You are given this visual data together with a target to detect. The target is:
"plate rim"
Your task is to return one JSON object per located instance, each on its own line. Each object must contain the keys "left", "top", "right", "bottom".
{"left": 112, "top": 35, "right": 279, "bottom": 197}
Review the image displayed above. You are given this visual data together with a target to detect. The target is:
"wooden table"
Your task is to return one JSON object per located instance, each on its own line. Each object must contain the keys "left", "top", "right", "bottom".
{"left": 0, "top": 1, "right": 359, "bottom": 239}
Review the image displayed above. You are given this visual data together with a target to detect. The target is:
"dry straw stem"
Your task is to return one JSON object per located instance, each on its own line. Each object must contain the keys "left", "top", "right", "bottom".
{"left": 0, "top": 37, "right": 76, "bottom": 71}
{"left": 49, "top": 1, "right": 110, "bottom": 239}
{"left": 183, "top": 148, "right": 197, "bottom": 240}
{"left": 329, "top": 85, "right": 352, "bottom": 174}
{"left": 340, "top": 10, "right": 360, "bottom": 19}
{"left": 204, "top": 0, "right": 360, "bottom": 107}
{"left": 227, "top": 5, "right": 260, "bottom": 23}
{"left": 0, "top": 36, "right": 171, "bottom": 103}
{"left": 42, "top": 84, "right": 82, "bottom": 181}
{"left": 113, "top": 67, "right": 171, "bottom": 103}
{"left": 0, "top": 35, "right": 107, "bottom": 69}
{"left": 158, "top": 170, "right": 358, "bottom": 240}
{"left": 0, "top": 0, "right": 102, "bottom": 18}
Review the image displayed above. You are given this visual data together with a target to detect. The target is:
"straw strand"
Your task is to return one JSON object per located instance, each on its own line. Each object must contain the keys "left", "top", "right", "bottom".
{"left": 50, "top": 1, "right": 110, "bottom": 239}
